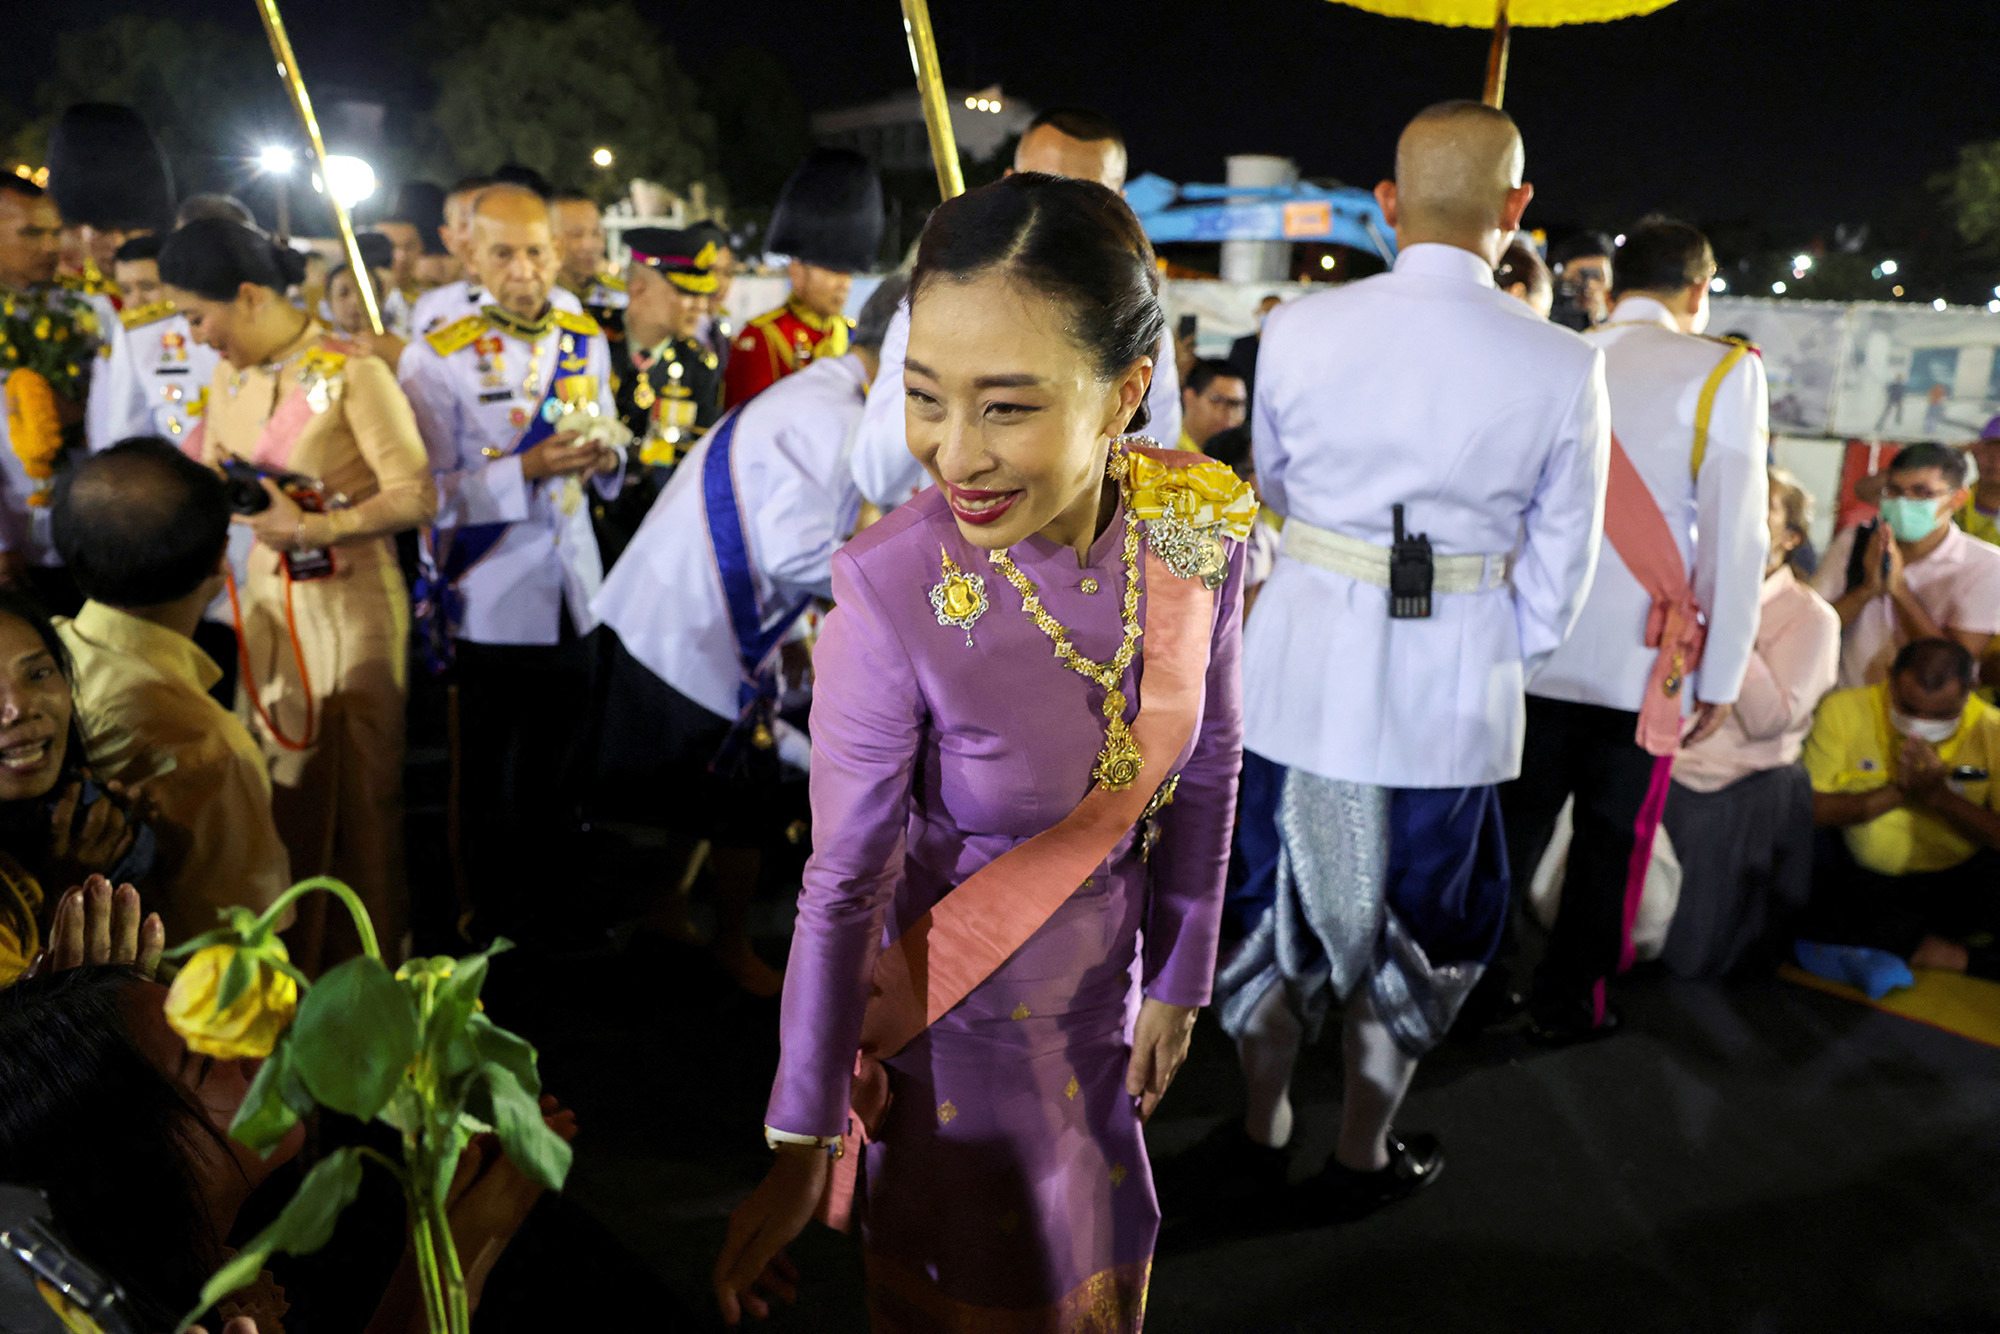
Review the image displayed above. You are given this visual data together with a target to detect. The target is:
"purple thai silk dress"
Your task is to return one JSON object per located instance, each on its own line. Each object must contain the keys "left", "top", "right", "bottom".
{"left": 769, "top": 483, "right": 1244, "bottom": 1332}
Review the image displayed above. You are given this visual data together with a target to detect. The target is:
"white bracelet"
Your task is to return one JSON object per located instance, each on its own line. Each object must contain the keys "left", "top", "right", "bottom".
{"left": 764, "top": 1125, "right": 846, "bottom": 1158}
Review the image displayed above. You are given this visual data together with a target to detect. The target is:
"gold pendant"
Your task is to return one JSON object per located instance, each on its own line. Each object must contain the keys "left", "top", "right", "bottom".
{"left": 929, "top": 545, "right": 988, "bottom": 647}
{"left": 1094, "top": 713, "right": 1145, "bottom": 791}
{"left": 633, "top": 379, "right": 656, "bottom": 410}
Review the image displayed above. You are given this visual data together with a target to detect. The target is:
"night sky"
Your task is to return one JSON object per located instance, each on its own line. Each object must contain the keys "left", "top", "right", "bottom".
{"left": 6, "top": 0, "right": 1999, "bottom": 234}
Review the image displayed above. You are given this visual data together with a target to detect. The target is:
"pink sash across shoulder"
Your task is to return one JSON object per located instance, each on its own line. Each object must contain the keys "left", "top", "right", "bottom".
{"left": 1604, "top": 434, "right": 1705, "bottom": 757}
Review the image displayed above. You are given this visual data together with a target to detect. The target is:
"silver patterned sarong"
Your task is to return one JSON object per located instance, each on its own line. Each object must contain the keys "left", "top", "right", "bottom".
{"left": 1215, "top": 768, "right": 1485, "bottom": 1057}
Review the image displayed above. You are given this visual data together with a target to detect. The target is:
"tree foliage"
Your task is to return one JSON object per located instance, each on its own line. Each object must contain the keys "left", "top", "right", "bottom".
{"left": 1937, "top": 141, "right": 2000, "bottom": 253}
{"left": 698, "top": 46, "right": 811, "bottom": 209}
{"left": 431, "top": 4, "right": 714, "bottom": 201}
{"left": 7, "top": 15, "right": 291, "bottom": 196}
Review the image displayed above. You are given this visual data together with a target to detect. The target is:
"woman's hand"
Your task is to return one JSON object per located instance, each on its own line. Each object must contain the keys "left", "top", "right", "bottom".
{"left": 447, "top": 1097, "right": 580, "bottom": 1310}
{"left": 44, "top": 781, "right": 136, "bottom": 888}
{"left": 32, "top": 875, "right": 163, "bottom": 976}
{"left": 236, "top": 479, "right": 308, "bottom": 551}
{"left": 713, "top": 1144, "right": 825, "bottom": 1324}
{"left": 1126, "top": 998, "right": 1199, "bottom": 1123}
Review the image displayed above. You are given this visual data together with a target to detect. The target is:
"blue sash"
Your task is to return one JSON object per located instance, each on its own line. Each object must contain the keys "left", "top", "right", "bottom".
{"left": 701, "top": 407, "right": 811, "bottom": 771}
{"left": 413, "top": 328, "right": 593, "bottom": 671}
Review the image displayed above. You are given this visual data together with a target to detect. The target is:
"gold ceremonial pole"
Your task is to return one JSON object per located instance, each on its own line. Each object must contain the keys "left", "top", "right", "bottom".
{"left": 899, "top": 0, "right": 965, "bottom": 201}
{"left": 1482, "top": 0, "right": 1512, "bottom": 107}
{"left": 252, "top": 0, "right": 384, "bottom": 334}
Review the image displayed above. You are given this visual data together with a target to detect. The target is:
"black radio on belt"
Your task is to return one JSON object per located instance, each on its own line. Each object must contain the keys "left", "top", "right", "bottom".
{"left": 1389, "top": 503, "right": 1433, "bottom": 620}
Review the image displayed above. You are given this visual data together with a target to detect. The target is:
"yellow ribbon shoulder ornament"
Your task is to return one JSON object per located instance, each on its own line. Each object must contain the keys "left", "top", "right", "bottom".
{"left": 1123, "top": 449, "right": 1257, "bottom": 590}
{"left": 5, "top": 370, "right": 63, "bottom": 506}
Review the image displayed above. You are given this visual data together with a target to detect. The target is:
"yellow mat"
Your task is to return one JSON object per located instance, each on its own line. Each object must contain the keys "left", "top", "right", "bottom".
{"left": 1780, "top": 963, "right": 2000, "bottom": 1049}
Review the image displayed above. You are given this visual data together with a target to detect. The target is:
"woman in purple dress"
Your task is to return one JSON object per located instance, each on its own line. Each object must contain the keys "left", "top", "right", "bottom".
{"left": 713, "top": 175, "right": 1254, "bottom": 1330}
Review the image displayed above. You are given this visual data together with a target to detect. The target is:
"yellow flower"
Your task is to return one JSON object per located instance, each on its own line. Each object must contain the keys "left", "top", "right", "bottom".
{"left": 164, "top": 943, "right": 300, "bottom": 1060}
{"left": 1124, "top": 451, "right": 1259, "bottom": 542}
{"left": 32, "top": 318, "right": 49, "bottom": 341}
{"left": 6, "top": 369, "right": 62, "bottom": 479}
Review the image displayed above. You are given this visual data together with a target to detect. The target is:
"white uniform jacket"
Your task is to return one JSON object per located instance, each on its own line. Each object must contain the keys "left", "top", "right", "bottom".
{"left": 849, "top": 301, "right": 1183, "bottom": 509}
{"left": 1531, "top": 296, "right": 1770, "bottom": 712}
{"left": 594, "top": 352, "right": 869, "bottom": 720}
{"left": 398, "top": 307, "right": 621, "bottom": 646}
{"left": 86, "top": 304, "right": 222, "bottom": 448}
{"left": 1243, "top": 242, "right": 1611, "bottom": 789}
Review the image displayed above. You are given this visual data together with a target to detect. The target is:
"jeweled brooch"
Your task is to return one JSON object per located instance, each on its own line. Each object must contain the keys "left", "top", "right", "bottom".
{"left": 929, "top": 545, "right": 988, "bottom": 647}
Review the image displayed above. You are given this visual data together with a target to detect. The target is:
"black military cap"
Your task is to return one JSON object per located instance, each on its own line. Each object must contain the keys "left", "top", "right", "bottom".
{"left": 47, "top": 103, "right": 174, "bottom": 231}
{"left": 624, "top": 226, "right": 718, "bottom": 295}
{"left": 766, "top": 148, "right": 883, "bottom": 274}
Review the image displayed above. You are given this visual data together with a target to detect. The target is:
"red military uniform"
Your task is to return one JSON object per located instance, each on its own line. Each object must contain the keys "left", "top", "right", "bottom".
{"left": 721, "top": 296, "right": 850, "bottom": 408}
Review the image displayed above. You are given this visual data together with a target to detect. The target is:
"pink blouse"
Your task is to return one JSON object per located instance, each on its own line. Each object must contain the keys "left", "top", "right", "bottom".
{"left": 1673, "top": 567, "right": 1840, "bottom": 793}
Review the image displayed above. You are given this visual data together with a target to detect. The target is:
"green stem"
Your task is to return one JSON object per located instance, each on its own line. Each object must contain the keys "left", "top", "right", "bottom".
{"left": 408, "top": 1179, "right": 451, "bottom": 1334}
{"left": 252, "top": 875, "right": 382, "bottom": 962}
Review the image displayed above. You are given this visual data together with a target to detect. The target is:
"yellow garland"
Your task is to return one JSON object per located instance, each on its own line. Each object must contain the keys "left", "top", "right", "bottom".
{"left": 5, "top": 370, "right": 63, "bottom": 505}
{"left": 1124, "top": 451, "right": 1259, "bottom": 542}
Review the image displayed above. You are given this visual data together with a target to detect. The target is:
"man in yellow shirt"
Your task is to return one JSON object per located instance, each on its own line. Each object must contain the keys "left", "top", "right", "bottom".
{"left": 1178, "top": 358, "right": 1248, "bottom": 453}
{"left": 50, "top": 440, "right": 292, "bottom": 945}
{"left": 1804, "top": 637, "right": 2000, "bottom": 977}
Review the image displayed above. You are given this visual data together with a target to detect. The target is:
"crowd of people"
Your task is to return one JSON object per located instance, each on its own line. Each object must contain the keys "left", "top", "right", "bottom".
{"left": 0, "top": 89, "right": 1994, "bottom": 1334}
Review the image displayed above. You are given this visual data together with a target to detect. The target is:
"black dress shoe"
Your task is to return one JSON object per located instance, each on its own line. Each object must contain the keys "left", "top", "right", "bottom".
{"left": 1302, "top": 1132, "right": 1444, "bottom": 1223}
{"left": 1154, "top": 1118, "right": 1292, "bottom": 1221}
{"left": 1525, "top": 999, "right": 1622, "bottom": 1048}
{"left": 1453, "top": 965, "right": 1528, "bottom": 1034}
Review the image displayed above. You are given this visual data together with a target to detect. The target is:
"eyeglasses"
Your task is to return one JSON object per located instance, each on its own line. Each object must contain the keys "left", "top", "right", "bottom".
{"left": 1201, "top": 391, "right": 1247, "bottom": 412}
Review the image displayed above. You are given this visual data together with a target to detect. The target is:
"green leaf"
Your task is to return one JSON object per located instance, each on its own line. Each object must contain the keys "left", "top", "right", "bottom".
{"left": 427, "top": 940, "right": 508, "bottom": 1057}
{"left": 214, "top": 948, "right": 254, "bottom": 1012}
{"left": 228, "top": 1043, "right": 314, "bottom": 1157}
{"left": 160, "top": 924, "right": 244, "bottom": 960}
{"left": 479, "top": 1063, "right": 571, "bottom": 1192}
{"left": 428, "top": 1116, "right": 476, "bottom": 1211}
{"left": 179, "top": 1147, "right": 365, "bottom": 1331}
{"left": 466, "top": 1011, "right": 542, "bottom": 1098}
{"left": 289, "top": 957, "right": 419, "bottom": 1120}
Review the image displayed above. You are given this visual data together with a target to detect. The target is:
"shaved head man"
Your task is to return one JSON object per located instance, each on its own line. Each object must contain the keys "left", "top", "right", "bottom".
{"left": 467, "top": 185, "right": 560, "bottom": 320}
{"left": 1374, "top": 100, "right": 1533, "bottom": 269}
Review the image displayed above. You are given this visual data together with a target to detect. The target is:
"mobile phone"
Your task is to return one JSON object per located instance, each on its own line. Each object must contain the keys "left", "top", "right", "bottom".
{"left": 1176, "top": 313, "right": 1197, "bottom": 342}
{"left": 0, "top": 1185, "right": 144, "bottom": 1334}
{"left": 1950, "top": 765, "right": 1989, "bottom": 782}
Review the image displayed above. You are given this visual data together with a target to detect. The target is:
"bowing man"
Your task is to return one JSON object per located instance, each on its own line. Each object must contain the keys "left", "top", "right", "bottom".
{"left": 590, "top": 276, "right": 909, "bottom": 996}
{"left": 1500, "top": 219, "right": 1769, "bottom": 1044}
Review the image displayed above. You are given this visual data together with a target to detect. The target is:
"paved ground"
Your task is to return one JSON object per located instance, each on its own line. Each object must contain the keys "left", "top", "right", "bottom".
{"left": 463, "top": 841, "right": 2000, "bottom": 1334}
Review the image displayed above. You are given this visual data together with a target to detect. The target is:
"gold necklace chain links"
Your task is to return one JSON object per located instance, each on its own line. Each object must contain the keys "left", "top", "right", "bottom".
{"left": 986, "top": 449, "right": 1148, "bottom": 789}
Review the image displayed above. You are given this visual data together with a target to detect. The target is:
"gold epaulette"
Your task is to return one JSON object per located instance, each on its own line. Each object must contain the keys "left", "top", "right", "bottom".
{"left": 425, "top": 313, "right": 489, "bottom": 357}
{"left": 120, "top": 299, "right": 177, "bottom": 331}
{"left": 553, "top": 308, "right": 601, "bottom": 337}
{"left": 599, "top": 273, "right": 627, "bottom": 293}
{"left": 745, "top": 305, "right": 791, "bottom": 332}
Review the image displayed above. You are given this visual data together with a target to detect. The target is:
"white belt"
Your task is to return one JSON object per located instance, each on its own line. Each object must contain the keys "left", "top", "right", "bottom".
{"left": 1281, "top": 518, "right": 1513, "bottom": 593}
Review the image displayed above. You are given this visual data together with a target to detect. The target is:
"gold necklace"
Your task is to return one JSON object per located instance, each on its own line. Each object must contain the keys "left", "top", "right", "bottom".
{"left": 987, "top": 453, "right": 1146, "bottom": 790}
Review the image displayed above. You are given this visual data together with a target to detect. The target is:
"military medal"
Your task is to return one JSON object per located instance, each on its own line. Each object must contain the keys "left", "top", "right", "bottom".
{"left": 929, "top": 546, "right": 988, "bottom": 648}
{"left": 508, "top": 406, "right": 530, "bottom": 429}
{"left": 1145, "top": 513, "right": 1230, "bottom": 591}
{"left": 633, "top": 378, "right": 656, "bottom": 410}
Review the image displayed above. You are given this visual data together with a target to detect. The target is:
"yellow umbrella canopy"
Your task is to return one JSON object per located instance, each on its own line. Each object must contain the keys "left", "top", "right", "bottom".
{"left": 1328, "top": 0, "right": 1681, "bottom": 105}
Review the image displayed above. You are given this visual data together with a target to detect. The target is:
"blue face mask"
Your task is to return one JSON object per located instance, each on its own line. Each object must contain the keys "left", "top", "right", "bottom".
{"left": 1880, "top": 495, "right": 1945, "bottom": 543}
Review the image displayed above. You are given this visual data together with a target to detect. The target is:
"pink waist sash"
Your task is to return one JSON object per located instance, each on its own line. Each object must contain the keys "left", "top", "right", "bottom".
{"left": 818, "top": 546, "right": 1215, "bottom": 1230}
{"left": 1604, "top": 434, "right": 1705, "bottom": 758}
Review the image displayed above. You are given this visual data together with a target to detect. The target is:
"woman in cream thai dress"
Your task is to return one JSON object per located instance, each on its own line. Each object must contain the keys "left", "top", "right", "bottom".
{"left": 161, "top": 219, "right": 436, "bottom": 968}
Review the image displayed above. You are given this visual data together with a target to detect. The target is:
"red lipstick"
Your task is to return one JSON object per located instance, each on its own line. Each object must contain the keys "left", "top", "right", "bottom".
{"left": 944, "top": 482, "right": 1021, "bottom": 526}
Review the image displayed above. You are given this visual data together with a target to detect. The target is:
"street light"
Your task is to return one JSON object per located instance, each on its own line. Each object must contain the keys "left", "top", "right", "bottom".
{"left": 1879, "top": 259, "right": 1899, "bottom": 277}
{"left": 316, "top": 154, "right": 376, "bottom": 210}
{"left": 592, "top": 147, "right": 614, "bottom": 168}
{"left": 1771, "top": 281, "right": 1786, "bottom": 294}
{"left": 1709, "top": 277, "right": 1727, "bottom": 293}
{"left": 257, "top": 145, "right": 296, "bottom": 174}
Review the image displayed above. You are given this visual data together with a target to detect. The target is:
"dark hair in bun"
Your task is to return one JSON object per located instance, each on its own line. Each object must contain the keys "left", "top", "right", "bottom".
{"left": 157, "top": 218, "right": 308, "bottom": 301}
{"left": 910, "top": 172, "right": 1164, "bottom": 432}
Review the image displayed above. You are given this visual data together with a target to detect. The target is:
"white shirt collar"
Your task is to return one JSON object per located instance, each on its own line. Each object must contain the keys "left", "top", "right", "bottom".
{"left": 1605, "top": 295, "right": 1680, "bottom": 331}
{"left": 1392, "top": 242, "right": 1497, "bottom": 288}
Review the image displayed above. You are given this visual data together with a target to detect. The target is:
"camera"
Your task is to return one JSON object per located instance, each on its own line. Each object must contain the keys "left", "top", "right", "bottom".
{"left": 0, "top": 1184, "right": 144, "bottom": 1334}
{"left": 221, "top": 457, "right": 274, "bottom": 516}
